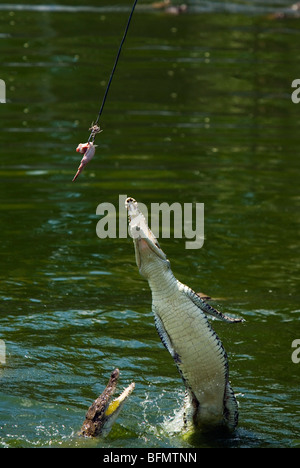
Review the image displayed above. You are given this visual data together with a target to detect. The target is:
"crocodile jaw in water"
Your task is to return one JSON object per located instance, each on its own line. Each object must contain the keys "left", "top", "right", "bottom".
{"left": 126, "top": 197, "right": 241, "bottom": 432}
{"left": 80, "top": 369, "right": 135, "bottom": 438}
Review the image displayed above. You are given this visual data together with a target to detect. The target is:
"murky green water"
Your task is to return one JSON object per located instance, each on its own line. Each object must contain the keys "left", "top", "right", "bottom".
{"left": 0, "top": 0, "right": 299, "bottom": 449}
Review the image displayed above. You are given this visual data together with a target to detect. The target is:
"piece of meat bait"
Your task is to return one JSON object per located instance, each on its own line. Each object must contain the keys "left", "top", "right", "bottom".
{"left": 72, "top": 142, "right": 96, "bottom": 182}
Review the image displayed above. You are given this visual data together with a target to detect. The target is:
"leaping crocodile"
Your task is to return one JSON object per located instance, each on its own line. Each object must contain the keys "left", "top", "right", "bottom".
{"left": 126, "top": 197, "right": 244, "bottom": 432}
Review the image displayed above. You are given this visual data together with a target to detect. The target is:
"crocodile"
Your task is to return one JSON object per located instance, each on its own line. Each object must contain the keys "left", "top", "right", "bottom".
{"left": 80, "top": 368, "right": 135, "bottom": 437}
{"left": 126, "top": 197, "right": 244, "bottom": 432}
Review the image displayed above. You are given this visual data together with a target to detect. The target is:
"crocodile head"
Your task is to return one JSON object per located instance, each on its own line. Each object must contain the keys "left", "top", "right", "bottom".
{"left": 125, "top": 197, "right": 171, "bottom": 279}
{"left": 80, "top": 368, "right": 135, "bottom": 438}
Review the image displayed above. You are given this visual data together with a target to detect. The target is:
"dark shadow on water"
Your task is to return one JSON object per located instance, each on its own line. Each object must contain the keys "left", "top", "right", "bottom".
{"left": 184, "top": 425, "right": 272, "bottom": 449}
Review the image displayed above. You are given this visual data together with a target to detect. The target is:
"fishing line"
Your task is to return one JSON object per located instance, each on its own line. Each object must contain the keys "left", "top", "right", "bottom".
{"left": 88, "top": 0, "right": 139, "bottom": 143}
{"left": 72, "top": 0, "right": 139, "bottom": 181}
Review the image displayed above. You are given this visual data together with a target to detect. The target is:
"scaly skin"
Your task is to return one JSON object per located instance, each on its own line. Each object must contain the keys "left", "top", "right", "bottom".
{"left": 126, "top": 197, "right": 243, "bottom": 431}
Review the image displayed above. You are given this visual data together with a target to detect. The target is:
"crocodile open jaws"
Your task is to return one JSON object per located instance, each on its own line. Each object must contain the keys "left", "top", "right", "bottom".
{"left": 126, "top": 197, "right": 244, "bottom": 432}
{"left": 80, "top": 369, "right": 135, "bottom": 438}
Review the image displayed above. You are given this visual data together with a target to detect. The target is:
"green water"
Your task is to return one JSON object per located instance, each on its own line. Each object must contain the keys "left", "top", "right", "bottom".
{"left": 0, "top": 0, "right": 299, "bottom": 449}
